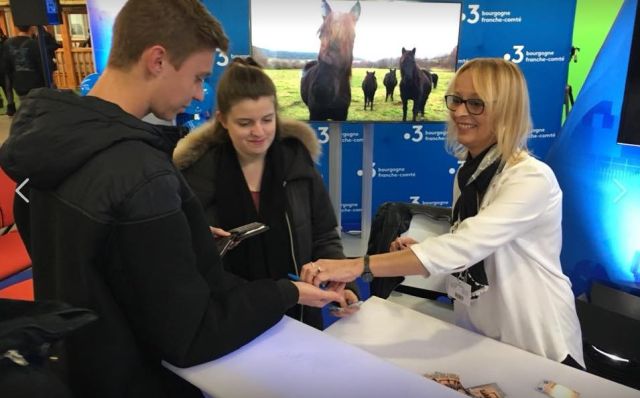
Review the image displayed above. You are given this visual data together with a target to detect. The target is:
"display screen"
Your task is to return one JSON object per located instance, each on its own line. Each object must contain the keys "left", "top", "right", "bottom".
{"left": 250, "top": 0, "right": 462, "bottom": 122}
{"left": 45, "top": 0, "right": 62, "bottom": 25}
{"left": 617, "top": 1, "right": 640, "bottom": 146}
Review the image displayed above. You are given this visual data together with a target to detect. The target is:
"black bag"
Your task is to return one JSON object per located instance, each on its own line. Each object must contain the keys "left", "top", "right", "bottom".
{"left": 367, "top": 202, "right": 451, "bottom": 299}
{"left": 0, "top": 299, "right": 97, "bottom": 398}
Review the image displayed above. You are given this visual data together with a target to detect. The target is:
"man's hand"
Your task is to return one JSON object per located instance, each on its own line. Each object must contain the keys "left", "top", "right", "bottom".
{"left": 330, "top": 288, "right": 361, "bottom": 317}
{"left": 292, "top": 281, "right": 342, "bottom": 308}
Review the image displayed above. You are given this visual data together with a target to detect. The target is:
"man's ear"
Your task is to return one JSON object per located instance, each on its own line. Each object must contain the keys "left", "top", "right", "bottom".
{"left": 143, "top": 45, "right": 169, "bottom": 76}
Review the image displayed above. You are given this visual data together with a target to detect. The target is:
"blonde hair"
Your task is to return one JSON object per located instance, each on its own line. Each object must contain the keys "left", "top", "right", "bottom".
{"left": 108, "top": 0, "right": 228, "bottom": 70}
{"left": 446, "top": 58, "right": 532, "bottom": 164}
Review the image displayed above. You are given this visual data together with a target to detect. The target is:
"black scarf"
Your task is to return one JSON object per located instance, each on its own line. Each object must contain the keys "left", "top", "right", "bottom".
{"left": 215, "top": 140, "right": 294, "bottom": 281}
{"left": 451, "top": 144, "right": 502, "bottom": 295}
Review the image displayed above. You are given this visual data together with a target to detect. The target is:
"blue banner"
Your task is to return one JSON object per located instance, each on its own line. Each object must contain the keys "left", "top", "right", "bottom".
{"left": 458, "top": 0, "right": 576, "bottom": 158}
{"left": 372, "top": 123, "right": 458, "bottom": 213}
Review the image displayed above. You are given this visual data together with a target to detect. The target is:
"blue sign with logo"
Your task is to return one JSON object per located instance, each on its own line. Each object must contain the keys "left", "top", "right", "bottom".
{"left": 372, "top": 123, "right": 459, "bottom": 213}
{"left": 458, "top": 0, "right": 576, "bottom": 158}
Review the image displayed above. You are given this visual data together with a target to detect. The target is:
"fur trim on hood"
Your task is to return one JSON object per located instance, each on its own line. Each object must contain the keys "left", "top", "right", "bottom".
{"left": 173, "top": 118, "right": 321, "bottom": 170}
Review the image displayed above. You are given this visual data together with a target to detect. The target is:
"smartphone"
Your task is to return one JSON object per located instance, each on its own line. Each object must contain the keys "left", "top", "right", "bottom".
{"left": 216, "top": 222, "right": 269, "bottom": 256}
{"left": 328, "top": 301, "right": 363, "bottom": 312}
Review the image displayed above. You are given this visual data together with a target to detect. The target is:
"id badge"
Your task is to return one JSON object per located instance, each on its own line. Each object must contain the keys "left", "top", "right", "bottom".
{"left": 446, "top": 275, "right": 472, "bottom": 306}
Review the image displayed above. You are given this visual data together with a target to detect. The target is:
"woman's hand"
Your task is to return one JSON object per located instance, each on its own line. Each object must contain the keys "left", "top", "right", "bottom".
{"left": 390, "top": 236, "right": 418, "bottom": 252}
{"left": 300, "top": 259, "right": 362, "bottom": 287}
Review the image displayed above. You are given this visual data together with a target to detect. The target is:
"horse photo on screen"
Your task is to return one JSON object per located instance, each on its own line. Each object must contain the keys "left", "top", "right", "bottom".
{"left": 399, "top": 47, "right": 433, "bottom": 122}
{"left": 251, "top": 0, "right": 461, "bottom": 122}
{"left": 383, "top": 68, "right": 398, "bottom": 102}
{"left": 362, "top": 71, "right": 377, "bottom": 111}
{"left": 300, "top": 0, "right": 361, "bottom": 121}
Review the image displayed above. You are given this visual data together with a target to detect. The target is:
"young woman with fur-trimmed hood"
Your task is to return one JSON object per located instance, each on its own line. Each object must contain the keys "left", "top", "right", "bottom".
{"left": 173, "top": 58, "right": 359, "bottom": 329}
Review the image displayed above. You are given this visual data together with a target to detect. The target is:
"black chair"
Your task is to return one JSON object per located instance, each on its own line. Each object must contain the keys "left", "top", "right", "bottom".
{"left": 576, "top": 280, "right": 640, "bottom": 389}
{"left": 367, "top": 202, "right": 451, "bottom": 299}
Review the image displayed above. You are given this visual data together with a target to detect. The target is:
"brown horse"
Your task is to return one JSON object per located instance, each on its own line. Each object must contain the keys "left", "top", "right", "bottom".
{"left": 300, "top": 0, "right": 361, "bottom": 121}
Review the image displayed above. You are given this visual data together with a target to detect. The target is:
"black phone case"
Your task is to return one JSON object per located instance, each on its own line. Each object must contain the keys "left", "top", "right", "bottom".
{"left": 215, "top": 222, "right": 269, "bottom": 256}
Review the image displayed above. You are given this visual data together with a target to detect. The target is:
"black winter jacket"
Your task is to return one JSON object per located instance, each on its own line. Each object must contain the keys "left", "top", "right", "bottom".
{"left": 174, "top": 119, "right": 348, "bottom": 328}
{"left": 0, "top": 89, "right": 298, "bottom": 398}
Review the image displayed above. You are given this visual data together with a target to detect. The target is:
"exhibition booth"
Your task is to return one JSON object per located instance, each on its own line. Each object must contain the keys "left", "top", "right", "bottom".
{"left": 1, "top": 0, "right": 639, "bottom": 397}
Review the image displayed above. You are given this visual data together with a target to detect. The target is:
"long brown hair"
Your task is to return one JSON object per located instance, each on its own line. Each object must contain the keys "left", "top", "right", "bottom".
{"left": 211, "top": 57, "right": 280, "bottom": 141}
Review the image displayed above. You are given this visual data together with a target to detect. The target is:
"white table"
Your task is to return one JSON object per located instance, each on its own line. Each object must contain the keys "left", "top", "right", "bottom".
{"left": 165, "top": 314, "right": 465, "bottom": 398}
{"left": 325, "top": 296, "right": 640, "bottom": 398}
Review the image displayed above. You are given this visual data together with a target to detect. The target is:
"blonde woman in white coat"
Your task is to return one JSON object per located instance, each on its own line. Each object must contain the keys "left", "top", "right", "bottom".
{"left": 301, "top": 58, "right": 584, "bottom": 368}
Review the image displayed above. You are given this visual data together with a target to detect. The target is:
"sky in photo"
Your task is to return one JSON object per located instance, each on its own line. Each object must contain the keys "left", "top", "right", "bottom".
{"left": 251, "top": 0, "right": 461, "bottom": 61}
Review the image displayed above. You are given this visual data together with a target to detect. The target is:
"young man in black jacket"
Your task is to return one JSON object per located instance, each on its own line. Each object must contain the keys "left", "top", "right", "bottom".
{"left": 0, "top": 1, "right": 341, "bottom": 397}
{"left": 2, "top": 25, "right": 45, "bottom": 102}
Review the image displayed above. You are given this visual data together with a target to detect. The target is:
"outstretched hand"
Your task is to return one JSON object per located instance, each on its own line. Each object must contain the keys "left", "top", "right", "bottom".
{"left": 390, "top": 236, "right": 418, "bottom": 252}
{"left": 300, "top": 259, "right": 362, "bottom": 288}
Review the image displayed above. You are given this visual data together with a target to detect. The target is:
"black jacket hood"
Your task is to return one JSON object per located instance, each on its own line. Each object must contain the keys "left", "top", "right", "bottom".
{"left": 0, "top": 88, "right": 183, "bottom": 189}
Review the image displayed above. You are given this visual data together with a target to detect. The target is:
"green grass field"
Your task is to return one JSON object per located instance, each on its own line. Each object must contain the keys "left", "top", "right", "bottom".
{"left": 264, "top": 67, "right": 453, "bottom": 122}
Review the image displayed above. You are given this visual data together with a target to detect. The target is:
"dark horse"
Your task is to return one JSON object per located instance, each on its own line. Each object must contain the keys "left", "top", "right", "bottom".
{"left": 399, "top": 47, "right": 432, "bottom": 122}
{"left": 300, "top": 0, "right": 361, "bottom": 121}
{"left": 383, "top": 68, "right": 397, "bottom": 102}
{"left": 362, "top": 71, "right": 377, "bottom": 111}
{"left": 422, "top": 69, "right": 438, "bottom": 89}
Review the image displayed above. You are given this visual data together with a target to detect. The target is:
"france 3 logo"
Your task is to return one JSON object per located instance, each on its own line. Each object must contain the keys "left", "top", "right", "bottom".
{"left": 314, "top": 127, "right": 367, "bottom": 145}
{"left": 461, "top": 4, "right": 522, "bottom": 25}
{"left": 503, "top": 45, "right": 566, "bottom": 64}
{"left": 356, "top": 163, "right": 377, "bottom": 178}
{"left": 402, "top": 125, "right": 447, "bottom": 143}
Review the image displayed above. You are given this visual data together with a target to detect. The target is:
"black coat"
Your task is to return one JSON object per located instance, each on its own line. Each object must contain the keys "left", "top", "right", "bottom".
{"left": 175, "top": 119, "right": 349, "bottom": 328}
{"left": 2, "top": 35, "right": 44, "bottom": 96}
{"left": 0, "top": 89, "right": 299, "bottom": 398}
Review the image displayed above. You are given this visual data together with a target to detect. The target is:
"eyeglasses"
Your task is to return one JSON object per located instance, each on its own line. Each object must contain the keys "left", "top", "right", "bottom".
{"left": 444, "top": 95, "right": 485, "bottom": 115}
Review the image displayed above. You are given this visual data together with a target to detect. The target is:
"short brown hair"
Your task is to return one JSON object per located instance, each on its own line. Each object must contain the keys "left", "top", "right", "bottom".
{"left": 108, "top": 0, "right": 228, "bottom": 70}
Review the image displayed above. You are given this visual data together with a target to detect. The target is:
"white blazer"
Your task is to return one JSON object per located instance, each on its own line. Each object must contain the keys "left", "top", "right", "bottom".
{"left": 411, "top": 152, "right": 584, "bottom": 367}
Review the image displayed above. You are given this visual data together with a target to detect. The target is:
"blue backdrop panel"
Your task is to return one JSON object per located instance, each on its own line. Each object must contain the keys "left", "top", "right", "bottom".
{"left": 310, "top": 123, "right": 364, "bottom": 233}
{"left": 546, "top": 0, "right": 640, "bottom": 294}
{"left": 372, "top": 123, "right": 458, "bottom": 212}
{"left": 341, "top": 125, "right": 364, "bottom": 232}
{"left": 310, "top": 123, "right": 331, "bottom": 184}
{"left": 458, "top": 0, "right": 576, "bottom": 159}
{"left": 85, "top": 0, "right": 126, "bottom": 73}
{"left": 202, "top": 0, "right": 251, "bottom": 112}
